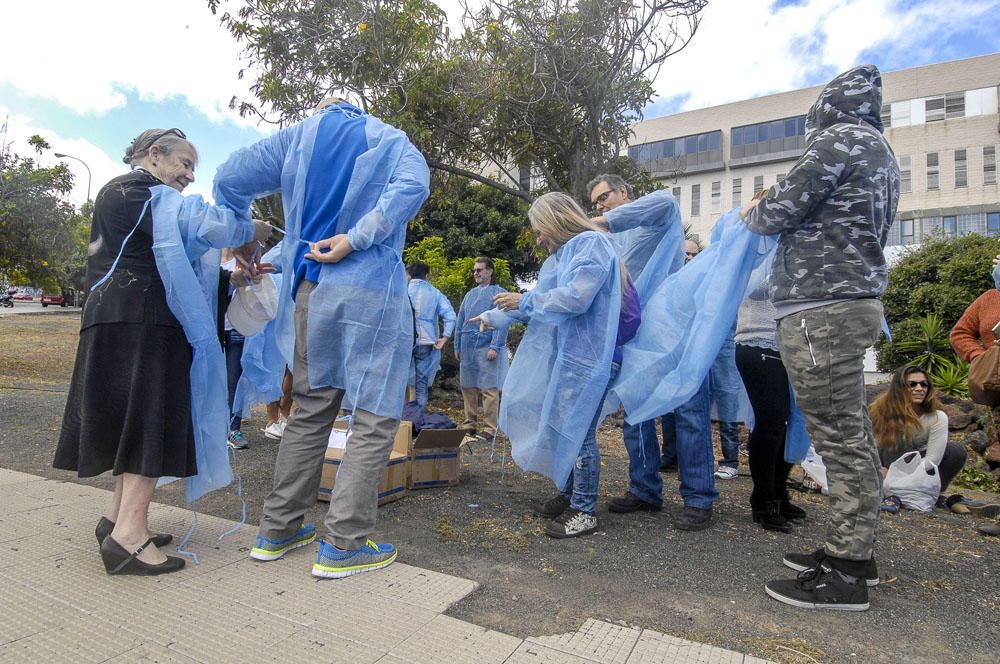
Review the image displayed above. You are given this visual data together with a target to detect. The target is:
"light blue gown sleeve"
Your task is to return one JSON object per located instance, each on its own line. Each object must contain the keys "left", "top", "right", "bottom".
{"left": 439, "top": 291, "right": 457, "bottom": 339}
{"left": 604, "top": 189, "right": 679, "bottom": 233}
{"left": 347, "top": 145, "right": 430, "bottom": 251}
{"left": 519, "top": 235, "right": 614, "bottom": 325}
{"left": 213, "top": 130, "right": 293, "bottom": 220}
{"left": 490, "top": 287, "right": 509, "bottom": 351}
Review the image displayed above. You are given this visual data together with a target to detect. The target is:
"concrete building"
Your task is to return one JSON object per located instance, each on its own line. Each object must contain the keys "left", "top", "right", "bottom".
{"left": 628, "top": 53, "right": 1000, "bottom": 247}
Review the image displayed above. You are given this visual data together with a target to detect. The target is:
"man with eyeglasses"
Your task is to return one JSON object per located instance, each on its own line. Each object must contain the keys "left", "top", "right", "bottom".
{"left": 455, "top": 257, "right": 509, "bottom": 440}
{"left": 586, "top": 174, "right": 718, "bottom": 532}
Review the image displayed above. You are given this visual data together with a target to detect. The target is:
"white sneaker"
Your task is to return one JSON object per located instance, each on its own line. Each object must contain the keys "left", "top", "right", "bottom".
{"left": 263, "top": 417, "right": 286, "bottom": 440}
{"left": 714, "top": 466, "right": 739, "bottom": 480}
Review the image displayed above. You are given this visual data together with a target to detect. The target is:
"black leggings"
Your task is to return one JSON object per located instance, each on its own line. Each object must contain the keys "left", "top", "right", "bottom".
{"left": 735, "top": 344, "right": 793, "bottom": 504}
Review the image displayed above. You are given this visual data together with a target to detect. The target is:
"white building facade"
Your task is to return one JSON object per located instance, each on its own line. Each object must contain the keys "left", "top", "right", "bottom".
{"left": 628, "top": 53, "right": 1000, "bottom": 246}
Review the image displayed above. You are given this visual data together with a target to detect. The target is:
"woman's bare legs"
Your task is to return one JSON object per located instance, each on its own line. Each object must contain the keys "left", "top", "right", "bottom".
{"left": 108, "top": 473, "right": 166, "bottom": 564}
{"left": 106, "top": 475, "right": 124, "bottom": 522}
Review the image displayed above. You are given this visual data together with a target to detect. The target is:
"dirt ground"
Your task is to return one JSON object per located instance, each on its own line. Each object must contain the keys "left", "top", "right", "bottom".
{"left": 2, "top": 313, "right": 998, "bottom": 664}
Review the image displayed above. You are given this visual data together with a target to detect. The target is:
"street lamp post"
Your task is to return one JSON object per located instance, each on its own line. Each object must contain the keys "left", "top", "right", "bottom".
{"left": 54, "top": 153, "right": 92, "bottom": 204}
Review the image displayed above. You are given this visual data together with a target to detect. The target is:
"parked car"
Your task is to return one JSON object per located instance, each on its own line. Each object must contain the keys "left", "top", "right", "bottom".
{"left": 41, "top": 293, "right": 66, "bottom": 307}
{"left": 12, "top": 292, "right": 34, "bottom": 301}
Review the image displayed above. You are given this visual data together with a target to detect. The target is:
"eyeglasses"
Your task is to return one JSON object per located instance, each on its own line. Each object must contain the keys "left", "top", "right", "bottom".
{"left": 473, "top": 268, "right": 488, "bottom": 273}
{"left": 907, "top": 380, "right": 930, "bottom": 389}
{"left": 591, "top": 189, "right": 615, "bottom": 209}
{"left": 685, "top": 251, "right": 698, "bottom": 258}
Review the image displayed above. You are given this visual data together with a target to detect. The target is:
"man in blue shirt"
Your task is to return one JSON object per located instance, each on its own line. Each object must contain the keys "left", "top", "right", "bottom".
{"left": 406, "top": 262, "right": 456, "bottom": 410}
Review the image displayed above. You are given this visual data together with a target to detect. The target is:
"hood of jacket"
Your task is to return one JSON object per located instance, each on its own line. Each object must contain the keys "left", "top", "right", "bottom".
{"left": 805, "top": 64, "right": 884, "bottom": 141}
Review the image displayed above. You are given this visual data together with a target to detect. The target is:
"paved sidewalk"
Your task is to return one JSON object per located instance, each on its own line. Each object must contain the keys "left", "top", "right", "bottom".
{"left": 0, "top": 469, "right": 771, "bottom": 663}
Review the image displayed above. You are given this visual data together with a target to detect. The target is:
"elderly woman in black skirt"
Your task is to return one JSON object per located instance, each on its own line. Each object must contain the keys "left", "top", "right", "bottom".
{"left": 55, "top": 128, "right": 267, "bottom": 575}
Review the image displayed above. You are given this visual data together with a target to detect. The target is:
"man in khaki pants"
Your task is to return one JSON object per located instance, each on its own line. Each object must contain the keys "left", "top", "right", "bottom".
{"left": 455, "top": 257, "right": 509, "bottom": 440}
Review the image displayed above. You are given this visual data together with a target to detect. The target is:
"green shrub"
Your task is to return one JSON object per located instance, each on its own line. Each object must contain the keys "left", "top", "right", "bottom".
{"left": 403, "top": 236, "right": 517, "bottom": 309}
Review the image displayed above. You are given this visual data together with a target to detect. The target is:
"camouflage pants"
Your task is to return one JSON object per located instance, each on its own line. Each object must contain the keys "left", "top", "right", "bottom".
{"left": 778, "top": 299, "right": 884, "bottom": 561}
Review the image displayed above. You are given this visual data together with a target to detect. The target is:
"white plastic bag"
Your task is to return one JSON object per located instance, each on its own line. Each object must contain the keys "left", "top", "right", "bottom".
{"left": 799, "top": 446, "right": 829, "bottom": 495}
{"left": 883, "top": 451, "right": 940, "bottom": 513}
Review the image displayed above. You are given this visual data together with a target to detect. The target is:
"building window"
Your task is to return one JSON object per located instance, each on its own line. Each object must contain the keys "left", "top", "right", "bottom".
{"left": 628, "top": 130, "right": 723, "bottom": 172}
{"left": 985, "top": 146, "right": 997, "bottom": 186}
{"left": 880, "top": 104, "right": 891, "bottom": 129}
{"left": 945, "top": 91, "right": 966, "bottom": 119}
{"left": 753, "top": 175, "right": 764, "bottom": 195}
{"left": 691, "top": 184, "right": 701, "bottom": 217}
{"left": 731, "top": 115, "right": 807, "bottom": 160}
{"left": 901, "top": 219, "right": 914, "bottom": 244}
{"left": 711, "top": 181, "right": 721, "bottom": 213}
{"left": 672, "top": 186, "right": 681, "bottom": 204}
{"left": 943, "top": 216, "right": 957, "bottom": 237}
{"left": 890, "top": 100, "right": 912, "bottom": 127}
{"left": 900, "top": 156, "right": 911, "bottom": 193}
{"left": 775, "top": 173, "right": 786, "bottom": 183}
{"left": 954, "top": 149, "right": 967, "bottom": 188}
{"left": 989, "top": 213, "right": 1000, "bottom": 237}
{"left": 732, "top": 178, "right": 742, "bottom": 208}
{"left": 927, "top": 153, "right": 939, "bottom": 190}
{"left": 925, "top": 95, "right": 945, "bottom": 123}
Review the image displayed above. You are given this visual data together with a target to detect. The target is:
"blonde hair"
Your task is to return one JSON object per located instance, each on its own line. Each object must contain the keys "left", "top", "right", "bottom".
{"left": 528, "top": 192, "right": 629, "bottom": 297}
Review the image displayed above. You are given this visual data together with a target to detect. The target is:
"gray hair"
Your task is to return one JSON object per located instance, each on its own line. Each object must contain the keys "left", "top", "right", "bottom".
{"left": 123, "top": 129, "right": 196, "bottom": 167}
{"left": 587, "top": 173, "right": 633, "bottom": 199}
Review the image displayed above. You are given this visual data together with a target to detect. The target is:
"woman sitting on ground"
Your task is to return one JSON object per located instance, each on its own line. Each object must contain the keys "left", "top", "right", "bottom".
{"left": 869, "top": 365, "right": 967, "bottom": 510}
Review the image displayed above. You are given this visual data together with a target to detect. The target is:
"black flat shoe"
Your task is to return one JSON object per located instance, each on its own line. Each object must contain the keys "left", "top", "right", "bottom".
{"left": 100, "top": 536, "right": 185, "bottom": 576}
{"left": 95, "top": 517, "right": 173, "bottom": 548}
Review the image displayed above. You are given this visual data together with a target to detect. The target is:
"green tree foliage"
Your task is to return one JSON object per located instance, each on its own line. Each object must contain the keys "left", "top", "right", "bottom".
{"left": 878, "top": 235, "right": 1000, "bottom": 374}
{"left": 0, "top": 136, "right": 89, "bottom": 290}
{"left": 403, "top": 236, "right": 516, "bottom": 308}
{"left": 207, "top": 0, "right": 706, "bottom": 202}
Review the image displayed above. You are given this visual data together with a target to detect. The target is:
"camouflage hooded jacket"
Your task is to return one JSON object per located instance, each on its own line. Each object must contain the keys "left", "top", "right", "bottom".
{"left": 745, "top": 65, "right": 900, "bottom": 308}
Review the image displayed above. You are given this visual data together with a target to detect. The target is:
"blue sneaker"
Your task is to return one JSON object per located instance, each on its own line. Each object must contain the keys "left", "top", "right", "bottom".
{"left": 227, "top": 431, "right": 249, "bottom": 450}
{"left": 312, "top": 539, "right": 397, "bottom": 579}
{"left": 250, "top": 524, "right": 316, "bottom": 561}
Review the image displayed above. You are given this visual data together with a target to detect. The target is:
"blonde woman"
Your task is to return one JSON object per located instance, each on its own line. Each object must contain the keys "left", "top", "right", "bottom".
{"left": 478, "top": 192, "right": 639, "bottom": 538}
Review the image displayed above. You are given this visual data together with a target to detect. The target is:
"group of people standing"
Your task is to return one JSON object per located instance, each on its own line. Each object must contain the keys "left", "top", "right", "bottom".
{"left": 55, "top": 63, "right": 952, "bottom": 614}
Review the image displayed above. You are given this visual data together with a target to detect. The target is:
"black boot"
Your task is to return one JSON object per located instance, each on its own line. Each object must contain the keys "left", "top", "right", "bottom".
{"left": 759, "top": 500, "right": 792, "bottom": 533}
{"left": 780, "top": 497, "right": 807, "bottom": 520}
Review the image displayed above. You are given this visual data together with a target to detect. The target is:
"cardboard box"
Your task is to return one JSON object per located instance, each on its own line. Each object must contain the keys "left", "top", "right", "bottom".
{"left": 317, "top": 448, "right": 408, "bottom": 505}
{"left": 395, "top": 420, "right": 471, "bottom": 489}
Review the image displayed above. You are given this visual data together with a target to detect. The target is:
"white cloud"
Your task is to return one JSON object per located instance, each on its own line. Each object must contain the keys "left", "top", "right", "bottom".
{"left": 1, "top": 0, "right": 258, "bottom": 126}
{"left": 2, "top": 107, "right": 126, "bottom": 208}
{"left": 651, "top": 0, "right": 1000, "bottom": 113}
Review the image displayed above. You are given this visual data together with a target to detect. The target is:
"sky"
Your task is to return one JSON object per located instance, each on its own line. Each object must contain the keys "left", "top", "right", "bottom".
{"left": 2, "top": 0, "right": 999, "bottom": 208}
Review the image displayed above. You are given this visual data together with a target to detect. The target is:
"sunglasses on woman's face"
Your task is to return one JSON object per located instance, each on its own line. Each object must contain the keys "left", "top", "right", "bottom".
{"left": 907, "top": 380, "right": 930, "bottom": 389}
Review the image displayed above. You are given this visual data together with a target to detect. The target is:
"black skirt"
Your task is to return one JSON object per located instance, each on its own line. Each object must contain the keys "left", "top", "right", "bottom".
{"left": 55, "top": 323, "right": 198, "bottom": 478}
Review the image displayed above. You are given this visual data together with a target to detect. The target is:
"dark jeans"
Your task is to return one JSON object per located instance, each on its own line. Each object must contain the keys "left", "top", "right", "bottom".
{"left": 654, "top": 378, "right": 717, "bottom": 509}
{"left": 735, "top": 343, "right": 793, "bottom": 504}
{"left": 224, "top": 330, "right": 244, "bottom": 432}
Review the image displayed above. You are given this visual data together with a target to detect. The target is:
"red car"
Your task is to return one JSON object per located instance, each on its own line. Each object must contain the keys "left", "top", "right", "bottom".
{"left": 11, "top": 292, "right": 34, "bottom": 301}
{"left": 41, "top": 293, "right": 65, "bottom": 307}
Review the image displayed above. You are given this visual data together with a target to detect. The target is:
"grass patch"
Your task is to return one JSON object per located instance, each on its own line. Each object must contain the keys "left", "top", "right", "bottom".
{"left": 743, "top": 636, "right": 827, "bottom": 663}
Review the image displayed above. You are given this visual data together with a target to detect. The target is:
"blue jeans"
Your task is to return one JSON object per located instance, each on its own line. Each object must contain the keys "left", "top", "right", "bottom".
{"left": 661, "top": 413, "right": 677, "bottom": 468}
{"left": 224, "top": 330, "right": 244, "bottom": 432}
{"left": 623, "top": 418, "right": 664, "bottom": 506}
{"left": 711, "top": 336, "right": 742, "bottom": 469}
{"left": 412, "top": 344, "right": 433, "bottom": 409}
{"left": 717, "top": 422, "right": 741, "bottom": 469}
{"left": 669, "top": 377, "right": 718, "bottom": 509}
{"left": 560, "top": 364, "right": 619, "bottom": 514}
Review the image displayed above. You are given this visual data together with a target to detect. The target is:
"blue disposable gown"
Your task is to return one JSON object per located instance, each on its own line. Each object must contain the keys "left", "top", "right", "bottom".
{"left": 147, "top": 185, "right": 254, "bottom": 502}
{"left": 497, "top": 231, "right": 622, "bottom": 487}
{"left": 455, "top": 285, "right": 509, "bottom": 389}
{"left": 407, "top": 279, "right": 457, "bottom": 389}
{"left": 612, "top": 209, "right": 777, "bottom": 424}
{"left": 213, "top": 105, "right": 430, "bottom": 418}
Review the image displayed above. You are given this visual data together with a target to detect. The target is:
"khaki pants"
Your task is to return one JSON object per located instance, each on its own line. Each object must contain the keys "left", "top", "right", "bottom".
{"left": 461, "top": 387, "right": 499, "bottom": 436}
{"left": 258, "top": 281, "right": 399, "bottom": 550}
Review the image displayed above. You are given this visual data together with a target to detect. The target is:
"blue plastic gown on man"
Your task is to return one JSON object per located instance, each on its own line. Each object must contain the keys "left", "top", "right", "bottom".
{"left": 455, "top": 284, "right": 509, "bottom": 389}
{"left": 407, "top": 278, "right": 456, "bottom": 403}
{"left": 495, "top": 232, "right": 622, "bottom": 488}
{"left": 213, "top": 104, "right": 430, "bottom": 419}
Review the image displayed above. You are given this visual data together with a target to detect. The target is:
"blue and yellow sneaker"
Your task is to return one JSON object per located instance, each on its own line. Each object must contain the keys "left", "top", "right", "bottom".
{"left": 311, "top": 539, "right": 397, "bottom": 579}
{"left": 250, "top": 524, "right": 316, "bottom": 561}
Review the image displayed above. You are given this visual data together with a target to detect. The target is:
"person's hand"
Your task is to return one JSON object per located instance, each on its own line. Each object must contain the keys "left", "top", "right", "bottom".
{"left": 252, "top": 219, "right": 273, "bottom": 245}
{"left": 433, "top": 337, "right": 447, "bottom": 350}
{"left": 879, "top": 467, "right": 888, "bottom": 479}
{"left": 231, "top": 262, "right": 276, "bottom": 288}
{"left": 740, "top": 199, "right": 757, "bottom": 220}
{"left": 591, "top": 215, "right": 609, "bottom": 231}
{"left": 233, "top": 241, "right": 264, "bottom": 278}
{"left": 494, "top": 292, "right": 522, "bottom": 311}
{"left": 992, "top": 253, "right": 1000, "bottom": 269}
{"left": 305, "top": 234, "right": 353, "bottom": 264}
{"left": 469, "top": 314, "right": 494, "bottom": 332}
{"left": 486, "top": 349, "right": 498, "bottom": 361}
{"left": 454, "top": 350, "right": 461, "bottom": 361}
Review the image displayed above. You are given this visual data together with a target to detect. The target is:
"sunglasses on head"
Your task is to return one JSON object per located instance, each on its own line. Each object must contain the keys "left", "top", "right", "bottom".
{"left": 906, "top": 380, "right": 930, "bottom": 389}
{"left": 147, "top": 128, "right": 187, "bottom": 147}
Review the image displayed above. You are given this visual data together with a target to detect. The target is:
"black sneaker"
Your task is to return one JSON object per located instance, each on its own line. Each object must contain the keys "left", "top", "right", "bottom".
{"left": 782, "top": 548, "right": 880, "bottom": 587}
{"left": 608, "top": 493, "right": 662, "bottom": 513}
{"left": 544, "top": 508, "right": 598, "bottom": 539}
{"left": 673, "top": 505, "right": 712, "bottom": 531}
{"left": 533, "top": 494, "right": 570, "bottom": 518}
{"left": 765, "top": 563, "right": 870, "bottom": 611}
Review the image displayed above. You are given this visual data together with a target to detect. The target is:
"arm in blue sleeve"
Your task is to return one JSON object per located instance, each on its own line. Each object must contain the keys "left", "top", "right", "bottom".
{"left": 519, "top": 236, "right": 614, "bottom": 325}
{"left": 604, "top": 189, "right": 680, "bottom": 233}
{"left": 745, "top": 127, "right": 844, "bottom": 236}
{"left": 185, "top": 197, "right": 254, "bottom": 249}
{"left": 455, "top": 294, "right": 468, "bottom": 338}
{"left": 348, "top": 144, "right": 430, "bottom": 251}
{"left": 489, "top": 320, "right": 508, "bottom": 350}
{"left": 439, "top": 292, "right": 457, "bottom": 338}
{"left": 212, "top": 129, "right": 293, "bottom": 222}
